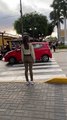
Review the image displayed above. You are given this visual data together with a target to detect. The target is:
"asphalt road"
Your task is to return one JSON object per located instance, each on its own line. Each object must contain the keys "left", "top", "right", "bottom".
{"left": 0, "top": 49, "right": 67, "bottom": 82}
{"left": 53, "top": 49, "right": 67, "bottom": 77}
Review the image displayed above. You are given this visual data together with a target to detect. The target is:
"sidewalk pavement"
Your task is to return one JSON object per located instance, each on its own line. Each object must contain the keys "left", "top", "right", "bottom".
{"left": 0, "top": 82, "right": 67, "bottom": 120}
{"left": 53, "top": 49, "right": 67, "bottom": 53}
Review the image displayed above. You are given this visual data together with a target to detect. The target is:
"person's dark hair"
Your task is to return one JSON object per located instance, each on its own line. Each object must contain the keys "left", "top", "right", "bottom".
{"left": 23, "top": 35, "right": 29, "bottom": 49}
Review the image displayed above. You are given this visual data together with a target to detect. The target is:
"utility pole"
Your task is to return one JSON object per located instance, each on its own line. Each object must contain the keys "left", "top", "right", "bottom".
{"left": 2, "top": 33, "right": 4, "bottom": 47}
{"left": 0, "top": 32, "right": 5, "bottom": 48}
{"left": 20, "top": 0, "right": 23, "bottom": 40}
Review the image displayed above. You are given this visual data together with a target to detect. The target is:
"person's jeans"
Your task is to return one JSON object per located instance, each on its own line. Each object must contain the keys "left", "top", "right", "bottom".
{"left": 24, "top": 55, "right": 33, "bottom": 81}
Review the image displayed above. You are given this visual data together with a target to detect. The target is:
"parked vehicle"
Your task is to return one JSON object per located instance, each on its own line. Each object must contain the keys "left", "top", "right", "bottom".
{"left": 2, "top": 42, "right": 52, "bottom": 64}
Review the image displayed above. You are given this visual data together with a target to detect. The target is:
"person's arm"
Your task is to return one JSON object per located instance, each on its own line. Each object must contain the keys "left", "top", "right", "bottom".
{"left": 30, "top": 43, "right": 35, "bottom": 62}
{"left": 21, "top": 44, "right": 24, "bottom": 62}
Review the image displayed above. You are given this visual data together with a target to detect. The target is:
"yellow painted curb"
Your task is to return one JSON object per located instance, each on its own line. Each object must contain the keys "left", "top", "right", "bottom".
{"left": 45, "top": 77, "right": 67, "bottom": 84}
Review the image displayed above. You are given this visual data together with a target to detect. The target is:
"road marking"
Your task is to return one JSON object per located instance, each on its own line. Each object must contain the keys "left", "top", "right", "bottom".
{"left": 0, "top": 74, "right": 66, "bottom": 82}
{"left": 1, "top": 68, "right": 62, "bottom": 75}
{"left": 0, "top": 57, "right": 66, "bottom": 82}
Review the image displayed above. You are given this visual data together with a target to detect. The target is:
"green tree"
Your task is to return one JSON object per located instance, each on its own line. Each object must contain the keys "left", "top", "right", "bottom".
{"left": 50, "top": 0, "right": 63, "bottom": 41}
{"left": 14, "top": 12, "right": 53, "bottom": 39}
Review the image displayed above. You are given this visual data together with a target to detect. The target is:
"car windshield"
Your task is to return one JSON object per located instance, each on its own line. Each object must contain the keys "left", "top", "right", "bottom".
{"left": 32, "top": 43, "right": 43, "bottom": 49}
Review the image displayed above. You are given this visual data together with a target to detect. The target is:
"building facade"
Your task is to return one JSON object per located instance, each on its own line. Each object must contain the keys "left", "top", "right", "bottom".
{"left": 60, "top": 29, "right": 67, "bottom": 44}
{"left": 0, "top": 32, "right": 18, "bottom": 49}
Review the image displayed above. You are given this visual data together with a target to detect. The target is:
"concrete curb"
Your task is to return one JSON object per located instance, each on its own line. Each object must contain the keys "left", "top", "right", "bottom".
{"left": 45, "top": 77, "right": 67, "bottom": 84}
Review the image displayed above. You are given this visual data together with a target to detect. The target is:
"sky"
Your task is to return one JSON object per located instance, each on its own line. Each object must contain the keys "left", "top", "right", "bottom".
{"left": 0, "top": 0, "right": 57, "bottom": 36}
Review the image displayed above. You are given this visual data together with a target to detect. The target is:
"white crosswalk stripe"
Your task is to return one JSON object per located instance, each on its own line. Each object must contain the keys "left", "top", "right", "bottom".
{"left": 0, "top": 58, "right": 66, "bottom": 82}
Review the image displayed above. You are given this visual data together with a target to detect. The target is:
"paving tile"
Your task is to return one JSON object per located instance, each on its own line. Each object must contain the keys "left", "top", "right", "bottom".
{"left": 0, "top": 82, "right": 67, "bottom": 120}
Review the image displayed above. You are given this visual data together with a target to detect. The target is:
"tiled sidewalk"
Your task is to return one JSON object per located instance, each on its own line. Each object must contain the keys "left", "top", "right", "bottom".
{"left": 0, "top": 82, "right": 67, "bottom": 120}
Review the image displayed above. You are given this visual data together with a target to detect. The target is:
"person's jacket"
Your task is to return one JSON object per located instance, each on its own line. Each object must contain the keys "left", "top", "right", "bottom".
{"left": 21, "top": 43, "right": 35, "bottom": 62}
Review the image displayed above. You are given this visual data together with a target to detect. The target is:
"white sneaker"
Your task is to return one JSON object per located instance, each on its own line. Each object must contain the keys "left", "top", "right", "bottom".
{"left": 26, "top": 81, "right": 30, "bottom": 85}
{"left": 30, "top": 81, "right": 34, "bottom": 85}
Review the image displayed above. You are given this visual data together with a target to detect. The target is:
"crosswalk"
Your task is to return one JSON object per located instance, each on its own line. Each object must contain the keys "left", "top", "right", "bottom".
{"left": 0, "top": 58, "right": 66, "bottom": 82}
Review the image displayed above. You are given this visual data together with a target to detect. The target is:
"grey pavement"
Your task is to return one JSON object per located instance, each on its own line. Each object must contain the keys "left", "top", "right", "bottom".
{"left": 52, "top": 48, "right": 67, "bottom": 53}
{"left": 53, "top": 49, "right": 67, "bottom": 77}
{"left": 0, "top": 82, "right": 67, "bottom": 120}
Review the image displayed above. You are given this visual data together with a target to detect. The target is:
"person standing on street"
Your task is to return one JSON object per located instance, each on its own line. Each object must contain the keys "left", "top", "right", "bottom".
{"left": 21, "top": 35, "right": 35, "bottom": 85}
{"left": 52, "top": 42, "right": 56, "bottom": 52}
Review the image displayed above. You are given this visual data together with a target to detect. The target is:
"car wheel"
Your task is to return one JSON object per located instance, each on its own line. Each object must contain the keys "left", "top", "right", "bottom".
{"left": 42, "top": 55, "right": 49, "bottom": 62}
{"left": 9, "top": 57, "right": 16, "bottom": 64}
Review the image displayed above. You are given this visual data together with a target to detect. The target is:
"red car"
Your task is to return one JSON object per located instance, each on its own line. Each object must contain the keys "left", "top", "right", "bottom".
{"left": 2, "top": 42, "right": 52, "bottom": 64}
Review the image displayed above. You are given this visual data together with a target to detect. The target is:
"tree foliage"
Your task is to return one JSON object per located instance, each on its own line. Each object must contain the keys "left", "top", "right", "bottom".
{"left": 49, "top": 0, "right": 67, "bottom": 41}
{"left": 50, "top": 0, "right": 67, "bottom": 27}
{"left": 50, "top": 0, "right": 64, "bottom": 27}
{"left": 14, "top": 12, "right": 53, "bottom": 38}
{"left": 49, "top": 0, "right": 67, "bottom": 42}
{"left": 60, "top": 0, "right": 67, "bottom": 17}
